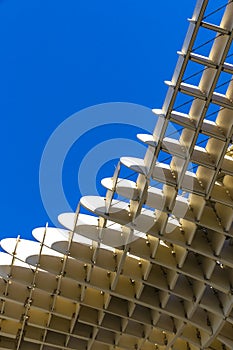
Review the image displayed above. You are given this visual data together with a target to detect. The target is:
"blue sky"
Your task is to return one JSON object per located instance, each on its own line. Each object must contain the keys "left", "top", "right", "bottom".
{"left": 0, "top": 0, "right": 196, "bottom": 240}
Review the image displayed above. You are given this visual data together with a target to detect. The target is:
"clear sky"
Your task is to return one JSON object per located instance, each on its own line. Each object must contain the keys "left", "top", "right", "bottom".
{"left": 0, "top": 0, "right": 196, "bottom": 240}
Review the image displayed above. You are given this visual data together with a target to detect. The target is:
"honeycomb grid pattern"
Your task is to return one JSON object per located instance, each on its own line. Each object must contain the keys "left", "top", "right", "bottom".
{"left": 0, "top": 0, "right": 233, "bottom": 349}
